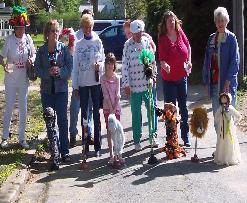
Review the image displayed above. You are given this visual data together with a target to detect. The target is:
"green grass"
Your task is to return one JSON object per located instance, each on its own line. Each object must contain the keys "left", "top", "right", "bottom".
{"left": 31, "top": 34, "right": 44, "bottom": 49}
{"left": 0, "top": 91, "right": 44, "bottom": 186}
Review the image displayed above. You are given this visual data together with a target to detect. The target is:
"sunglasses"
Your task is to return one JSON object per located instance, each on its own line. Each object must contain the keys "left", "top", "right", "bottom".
{"left": 50, "top": 29, "right": 59, "bottom": 33}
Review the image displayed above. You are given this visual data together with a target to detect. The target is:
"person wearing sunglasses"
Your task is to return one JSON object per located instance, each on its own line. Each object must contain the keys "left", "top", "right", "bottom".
{"left": 34, "top": 20, "right": 72, "bottom": 170}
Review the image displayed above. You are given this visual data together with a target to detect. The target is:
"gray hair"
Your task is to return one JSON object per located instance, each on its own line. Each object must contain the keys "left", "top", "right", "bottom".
{"left": 214, "top": 7, "right": 229, "bottom": 23}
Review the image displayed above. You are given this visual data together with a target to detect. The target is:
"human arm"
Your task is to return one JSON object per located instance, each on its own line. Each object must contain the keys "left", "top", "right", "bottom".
{"left": 34, "top": 46, "right": 51, "bottom": 79}
{"left": 112, "top": 76, "right": 121, "bottom": 113}
{"left": 122, "top": 42, "right": 130, "bottom": 96}
{"left": 224, "top": 34, "right": 240, "bottom": 93}
{"left": 100, "top": 76, "right": 114, "bottom": 112}
{"left": 158, "top": 35, "right": 170, "bottom": 73}
{"left": 56, "top": 45, "right": 73, "bottom": 79}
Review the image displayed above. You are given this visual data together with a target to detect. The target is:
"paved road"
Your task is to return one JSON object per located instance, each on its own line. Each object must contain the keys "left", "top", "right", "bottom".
{"left": 17, "top": 73, "right": 247, "bottom": 203}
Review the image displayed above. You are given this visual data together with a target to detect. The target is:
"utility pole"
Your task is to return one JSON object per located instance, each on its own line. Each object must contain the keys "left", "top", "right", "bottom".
{"left": 233, "top": 0, "right": 245, "bottom": 84}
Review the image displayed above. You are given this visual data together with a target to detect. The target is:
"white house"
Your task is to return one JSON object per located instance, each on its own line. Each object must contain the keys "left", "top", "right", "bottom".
{"left": 79, "top": 0, "right": 125, "bottom": 18}
{"left": 0, "top": 3, "right": 13, "bottom": 38}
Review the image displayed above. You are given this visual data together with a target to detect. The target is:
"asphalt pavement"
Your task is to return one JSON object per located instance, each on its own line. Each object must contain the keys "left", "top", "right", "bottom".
{"left": 14, "top": 70, "right": 247, "bottom": 203}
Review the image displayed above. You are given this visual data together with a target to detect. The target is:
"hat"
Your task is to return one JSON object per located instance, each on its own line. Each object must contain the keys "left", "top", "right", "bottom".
{"left": 9, "top": 5, "right": 30, "bottom": 27}
{"left": 219, "top": 92, "right": 232, "bottom": 105}
{"left": 130, "top": 20, "right": 145, "bottom": 33}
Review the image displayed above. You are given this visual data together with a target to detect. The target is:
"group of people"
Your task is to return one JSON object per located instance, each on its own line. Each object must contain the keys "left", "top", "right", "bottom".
{"left": 0, "top": 5, "right": 241, "bottom": 170}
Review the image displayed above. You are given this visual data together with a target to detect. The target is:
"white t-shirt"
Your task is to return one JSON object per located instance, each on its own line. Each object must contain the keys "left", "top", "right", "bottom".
{"left": 1, "top": 34, "right": 35, "bottom": 87}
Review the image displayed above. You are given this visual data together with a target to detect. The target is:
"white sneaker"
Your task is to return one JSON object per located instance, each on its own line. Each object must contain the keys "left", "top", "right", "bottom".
{"left": 1, "top": 140, "right": 9, "bottom": 149}
{"left": 19, "top": 140, "right": 29, "bottom": 149}
{"left": 135, "top": 143, "right": 142, "bottom": 151}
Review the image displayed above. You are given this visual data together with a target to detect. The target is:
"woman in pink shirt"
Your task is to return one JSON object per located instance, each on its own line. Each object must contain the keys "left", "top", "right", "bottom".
{"left": 158, "top": 11, "right": 192, "bottom": 147}
{"left": 100, "top": 53, "right": 121, "bottom": 164}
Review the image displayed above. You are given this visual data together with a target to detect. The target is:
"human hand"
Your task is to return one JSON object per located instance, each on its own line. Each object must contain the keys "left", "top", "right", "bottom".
{"left": 224, "top": 80, "right": 230, "bottom": 93}
{"left": 73, "top": 89, "right": 80, "bottom": 99}
{"left": 4, "top": 63, "right": 13, "bottom": 73}
{"left": 124, "top": 86, "right": 130, "bottom": 96}
{"left": 94, "top": 62, "right": 100, "bottom": 71}
{"left": 50, "top": 66, "right": 59, "bottom": 77}
{"left": 161, "top": 61, "right": 170, "bottom": 73}
{"left": 26, "top": 59, "right": 32, "bottom": 69}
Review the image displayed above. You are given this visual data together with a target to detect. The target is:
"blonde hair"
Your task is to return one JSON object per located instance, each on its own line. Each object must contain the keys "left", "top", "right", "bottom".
{"left": 80, "top": 14, "right": 94, "bottom": 28}
{"left": 43, "top": 19, "right": 60, "bottom": 42}
{"left": 158, "top": 10, "right": 182, "bottom": 37}
{"left": 214, "top": 7, "right": 229, "bottom": 23}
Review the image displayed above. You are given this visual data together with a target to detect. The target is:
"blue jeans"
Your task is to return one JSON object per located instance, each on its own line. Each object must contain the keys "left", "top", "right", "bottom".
{"left": 41, "top": 92, "right": 69, "bottom": 156}
{"left": 79, "top": 85, "right": 101, "bottom": 152}
{"left": 163, "top": 77, "right": 190, "bottom": 143}
{"left": 69, "top": 91, "right": 93, "bottom": 138}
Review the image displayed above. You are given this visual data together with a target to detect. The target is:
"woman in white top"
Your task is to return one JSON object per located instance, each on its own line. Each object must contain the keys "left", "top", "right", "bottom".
{"left": 0, "top": 6, "right": 35, "bottom": 149}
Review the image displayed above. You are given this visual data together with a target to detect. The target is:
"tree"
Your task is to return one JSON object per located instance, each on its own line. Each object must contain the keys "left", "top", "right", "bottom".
{"left": 125, "top": 0, "right": 146, "bottom": 19}
{"left": 145, "top": 0, "right": 172, "bottom": 43}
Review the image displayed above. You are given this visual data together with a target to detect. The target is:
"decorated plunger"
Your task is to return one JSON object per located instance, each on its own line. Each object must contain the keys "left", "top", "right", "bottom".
{"left": 139, "top": 49, "right": 158, "bottom": 164}
{"left": 190, "top": 107, "right": 208, "bottom": 162}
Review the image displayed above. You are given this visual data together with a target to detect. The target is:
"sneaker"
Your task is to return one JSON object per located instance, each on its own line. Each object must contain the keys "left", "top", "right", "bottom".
{"left": 19, "top": 140, "right": 29, "bottom": 149}
{"left": 1, "top": 139, "right": 9, "bottom": 149}
{"left": 108, "top": 157, "right": 114, "bottom": 165}
{"left": 184, "top": 142, "right": 191, "bottom": 147}
{"left": 94, "top": 151, "right": 101, "bottom": 157}
{"left": 135, "top": 143, "right": 142, "bottom": 151}
{"left": 62, "top": 154, "right": 71, "bottom": 162}
{"left": 70, "top": 137, "right": 76, "bottom": 148}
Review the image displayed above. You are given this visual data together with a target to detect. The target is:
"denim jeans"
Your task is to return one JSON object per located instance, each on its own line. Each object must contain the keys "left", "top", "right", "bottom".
{"left": 162, "top": 77, "right": 190, "bottom": 143}
{"left": 69, "top": 91, "right": 93, "bottom": 138}
{"left": 41, "top": 92, "right": 69, "bottom": 156}
{"left": 79, "top": 85, "right": 101, "bottom": 152}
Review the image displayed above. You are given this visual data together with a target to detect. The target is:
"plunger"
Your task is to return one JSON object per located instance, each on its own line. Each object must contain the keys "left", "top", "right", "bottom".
{"left": 80, "top": 119, "right": 89, "bottom": 170}
{"left": 191, "top": 136, "right": 199, "bottom": 162}
{"left": 147, "top": 79, "right": 158, "bottom": 165}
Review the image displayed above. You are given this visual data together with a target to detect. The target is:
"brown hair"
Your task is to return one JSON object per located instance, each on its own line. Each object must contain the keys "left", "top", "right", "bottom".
{"left": 43, "top": 19, "right": 60, "bottom": 42}
{"left": 105, "top": 52, "right": 117, "bottom": 71}
{"left": 158, "top": 10, "right": 182, "bottom": 37}
{"left": 81, "top": 9, "right": 94, "bottom": 18}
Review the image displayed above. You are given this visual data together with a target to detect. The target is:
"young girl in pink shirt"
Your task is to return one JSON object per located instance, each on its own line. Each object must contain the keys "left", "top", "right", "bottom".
{"left": 100, "top": 53, "right": 122, "bottom": 164}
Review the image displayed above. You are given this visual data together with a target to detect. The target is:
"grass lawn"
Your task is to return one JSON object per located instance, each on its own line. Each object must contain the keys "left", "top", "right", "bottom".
{"left": 0, "top": 91, "right": 44, "bottom": 186}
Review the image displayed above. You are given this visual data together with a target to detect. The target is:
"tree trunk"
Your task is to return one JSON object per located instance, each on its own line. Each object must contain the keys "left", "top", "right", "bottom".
{"left": 91, "top": 0, "right": 98, "bottom": 15}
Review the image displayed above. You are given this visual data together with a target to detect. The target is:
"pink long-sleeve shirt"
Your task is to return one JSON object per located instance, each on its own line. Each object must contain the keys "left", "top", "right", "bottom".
{"left": 100, "top": 73, "right": 121, "bottom": 115}
{"left": 158, "top": 29, "right": 190, "bottom": 81}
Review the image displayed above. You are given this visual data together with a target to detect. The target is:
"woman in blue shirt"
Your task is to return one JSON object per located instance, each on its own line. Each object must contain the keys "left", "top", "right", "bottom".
{"left": 34, "top": 20, "right": 72, "bottom": 170}
{"left": 203, "top": 7, "right": 240, "bottom": 117}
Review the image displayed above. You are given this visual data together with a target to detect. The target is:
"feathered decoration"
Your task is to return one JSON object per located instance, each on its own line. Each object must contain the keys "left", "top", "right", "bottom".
{"left": 139, "top": 49, "right": 155, "bottom": 80}
{"left": 9, "top": 5, "right": 30, "bottom": 27}
{"left": 190, "top": 107, "right": 208, "bottom": 138}
{"left": 59, "top": 28, "right": 75, "bottom": 49}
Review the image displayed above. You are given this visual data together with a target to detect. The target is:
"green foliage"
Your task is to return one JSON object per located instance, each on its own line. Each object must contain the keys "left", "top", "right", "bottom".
{"left": 145, "top": 0, "right": 172, "bottom": 43}
{"left": 36, "top": 9, "right": 80, "bottom": 32}
{"left": 0, "top": 148, "right": 25, "bottom": 185}
{"left": 0, "top": 91, "right": 44, "bottom": 185}
{"left": 125, "top": 0, "right": 147, "bottom": 19}
{"left": 25, "top": 91, "right": 45, "bottom": 139}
